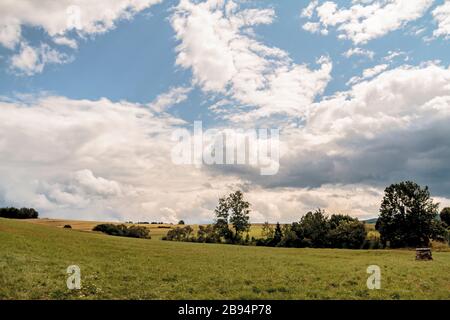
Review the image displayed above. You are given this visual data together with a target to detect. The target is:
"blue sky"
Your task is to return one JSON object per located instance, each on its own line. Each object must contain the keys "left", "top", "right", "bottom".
{"left": 0, "top": 0, "right": 450, "bottom": 222}
{"left": 2, "top": 0, "right": 447, "bottom": 121}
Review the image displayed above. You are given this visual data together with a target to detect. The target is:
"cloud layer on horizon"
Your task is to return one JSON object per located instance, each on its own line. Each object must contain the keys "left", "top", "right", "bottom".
{"left": 1, "top": 0, "right": 450, "bottom": 223}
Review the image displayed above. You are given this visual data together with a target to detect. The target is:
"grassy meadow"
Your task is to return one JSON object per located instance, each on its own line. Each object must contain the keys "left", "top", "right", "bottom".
{"left": 0, "top": 218, "right": 449, "bottom": 300}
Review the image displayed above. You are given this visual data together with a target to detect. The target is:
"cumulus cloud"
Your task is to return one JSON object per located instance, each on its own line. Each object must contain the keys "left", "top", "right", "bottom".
{"left": 432, "top": 1, "right": 450, "bottom": 39}
{"left": 171, "top": 0, "right": 332, "bottom": 121}
{"left": 10, "top": 43, "right": 73, "bottom": 75}
{"left": 0, "top": 92, "right": 415, "bottom": 222}
{"left": 0, "top": 0, "right": 161, "bottom": 73}
{"left": 301, "top": 0, "right": 319, "bottom": 19}
{"left": 343, "top": 47, "right": 375, "bottom": 59}
{"left": 0, "top": 0, "right": 162, "bottom": 48}
{"left": 53, "top": 36, "right": 78, "bottom": 49}
{"left": 148, "top": 86, "right": 192, "bottom": 112}
{"left": 0, "top": 94, "right": 287, "bottom": 222}
{"left": 230, "top": 63, "right": 450, "bottom": 202}
{"left": 346, "top": 63, "right": 389, "bottom": 85}
{"left": 302, "top": 0, "right": 434, "bottom": 44}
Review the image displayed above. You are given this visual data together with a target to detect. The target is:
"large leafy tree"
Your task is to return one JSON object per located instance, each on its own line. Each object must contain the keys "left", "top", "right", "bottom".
{"left": 214, "top": 191, "right": 251, "bottom": 242}
{"left": 297, "top": 209, "right": 330, "bottom": 248}
{"left": 376, "top": 181, "right": 444, "bottom": 248}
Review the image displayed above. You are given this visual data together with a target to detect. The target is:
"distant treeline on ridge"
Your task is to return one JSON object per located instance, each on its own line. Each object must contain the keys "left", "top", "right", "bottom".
{"left": 0, "top": 207, "right": 38, "bottom": 219}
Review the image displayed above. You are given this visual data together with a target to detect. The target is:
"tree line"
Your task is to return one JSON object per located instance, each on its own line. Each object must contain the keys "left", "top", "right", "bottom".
{"left": 0, "top": 207, "right": 39, "bottom": 219}
{"left": 163, "top": 181, "right": 450, "bottom": 249}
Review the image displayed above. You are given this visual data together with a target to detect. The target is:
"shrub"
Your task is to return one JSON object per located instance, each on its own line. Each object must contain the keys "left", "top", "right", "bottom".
{"left": 164, "top": 226, "right": 193, "bottom": 241}
{"left": 196, "top": 225, "right": 220, "bottom": 243}
{"left": 93, "top": 224, "right": 150, "bottom": 239}
{"left": 327, "top": 220, "right": 367, "bottom": 249}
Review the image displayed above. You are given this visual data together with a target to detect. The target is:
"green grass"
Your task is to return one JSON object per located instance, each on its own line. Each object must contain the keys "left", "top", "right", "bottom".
{"left": 0, "top": 218, "right": 449, "bottom": 300}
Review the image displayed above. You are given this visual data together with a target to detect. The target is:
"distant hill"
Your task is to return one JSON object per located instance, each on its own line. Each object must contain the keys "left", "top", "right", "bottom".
{"left": 363, "top": 218, "right": 378, "bottom": 224}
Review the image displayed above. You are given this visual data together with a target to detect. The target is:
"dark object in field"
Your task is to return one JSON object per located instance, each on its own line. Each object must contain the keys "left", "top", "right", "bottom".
{"left": 63, "top": 225, "right": 72, "bottom": 229}
{"left": 158, "top": 225, "right": 171, "bottom": 229}
{"left": 93, "top": 223, "right": 151, "bottom": 239}
{"left": 0, "top": 207, "right": 39, "bottom": 219}
{"left": 416, "top": 248, "right": 432, "bottom": 260}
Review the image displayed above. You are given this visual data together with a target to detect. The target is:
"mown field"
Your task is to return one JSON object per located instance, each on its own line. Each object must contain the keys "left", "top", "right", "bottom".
{"left": 24, "top": 218, "right": 274, "bottom": 239}
{"left": 0, "top": 218, "right": 449, "bottom": 300}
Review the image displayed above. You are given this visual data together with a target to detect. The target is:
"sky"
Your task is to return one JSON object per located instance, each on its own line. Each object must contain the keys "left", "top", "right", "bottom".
{"left": 0, "top": 0, "right": 450, "bottom": 223}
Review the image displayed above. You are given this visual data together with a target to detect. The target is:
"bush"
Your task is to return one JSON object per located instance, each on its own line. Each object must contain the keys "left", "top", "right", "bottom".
{"left": 327, "top": 220, "right": 367, "bottom": 249}
{"left": 440, "top": 208, "right": 450, "bottom": 227}
{"left": 0, "top": 207, "right": 39, "bottom": 219}
{"left": 63, "top": 225, "right": 72, "bottom": 229}
{"left": 93, "top": 224, "right": 150, "bottom": 239}
{"left": 164, "top": 226, "right": 193, "bottom": 241}
{"left": 178, "top": 220, "right": 185, "bottom": 225}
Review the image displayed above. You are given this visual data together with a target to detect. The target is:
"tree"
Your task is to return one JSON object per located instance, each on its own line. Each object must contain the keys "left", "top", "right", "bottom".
{"left": 178, "top": 220, "right": 185, "bottom": 225}
{"left": 214, "top": 191, "right": 251, "bottom": 243}
{"left": 278, "top": 224, "right": 299, "bottom": 247}
{"left": 214, "top": 196, "right": 232, "bottom": 241}
{"left": 440, "top": 207, "right": 450, "bottom": 227}
{"left": 272, "top": 222, "right": 283, "bottom": 245}
{"left": 228, "top": 191, "right": 251, "bottom": 241}
{"left": 0, "top": 207, "right": 39, "bottom": 219}
{"left": 261, "top": 221, "right": 274, "bottom": 239}
{"left": 328, "top": 214, "right": 356, "bottom": 230}
{"left": 297, "top": 209, "right": 329, "bottom": 248}
{"left": 376, "top": 181, "right": 444, "bottom": 248}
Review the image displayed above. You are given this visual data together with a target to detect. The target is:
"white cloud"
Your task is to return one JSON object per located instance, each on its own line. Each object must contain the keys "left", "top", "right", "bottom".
{"left": 10, "top": 43, "right": 72, "bottom": 75}
{"left": 148, "top": 86, "right": 192, "bottom": 112}
{"left": 301, "top": 1, "right": 319, "bottom": 18}
{"left": 271, "top": 63, "right": 450, "bottom": 195}
{"left": 343, "top": 47, "right": 375, "bottom": 59}
{"left": 0, "top": 0, "right": 162, "bottom": 48}
{"left": 432, "top": 1, "right": 450, "bottom": 38}
{"left": 171, "top": 0, "right": 332, "bottom": 121}
{"left": 346, "top": 63, "right": 389, "bottom": 85}
{"left": 0, "top": 0, "right": 161, "bottom": 74}
{"left": 0, "top": 17, "right": 21, "bottom": 49}
{"left": 0, "top": 94, "right": 249, "bottom": 222}
{"left": 303, "top": 0, "right": 434, "bottom": 44}
{"left": 53, "top": 36, "right": 78, "bottom": 49}
{"left": 383, "top": 50, "right": 408, "bottom": 62}
{"left": 2, "top": 67, "right": 450, "bottom": 223}
{"left": 302, "top": 22, "right": 328, "bottom": 35}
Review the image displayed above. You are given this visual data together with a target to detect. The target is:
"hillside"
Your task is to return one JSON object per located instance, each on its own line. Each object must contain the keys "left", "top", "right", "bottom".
{"left": 1, "top": 218, "right": 449, "bottom": 300}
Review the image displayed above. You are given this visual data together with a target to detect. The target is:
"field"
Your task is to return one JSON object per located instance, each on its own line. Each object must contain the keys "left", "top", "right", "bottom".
{"left": 0, "top": 218, "right": 449, "bottom": 300}
{"left": 23, "top": 218, "right": 273, "bottom": 239}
